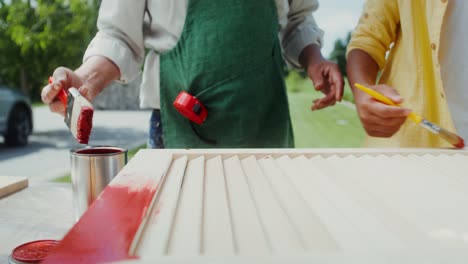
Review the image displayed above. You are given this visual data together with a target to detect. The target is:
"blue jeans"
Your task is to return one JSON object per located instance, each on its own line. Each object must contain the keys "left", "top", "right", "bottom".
{"left": 148, "top": 109, "right": 165, "bottom": 149}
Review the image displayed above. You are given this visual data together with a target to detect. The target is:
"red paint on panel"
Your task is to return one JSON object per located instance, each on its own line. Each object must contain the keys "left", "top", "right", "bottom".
{"left": 43, "top": 178, "right": 158, "bottom": 264}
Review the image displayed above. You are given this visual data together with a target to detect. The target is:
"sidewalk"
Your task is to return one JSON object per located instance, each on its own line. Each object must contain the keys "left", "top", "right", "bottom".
{"left": 0, "top": 106, "right": 151, "bottom": 183}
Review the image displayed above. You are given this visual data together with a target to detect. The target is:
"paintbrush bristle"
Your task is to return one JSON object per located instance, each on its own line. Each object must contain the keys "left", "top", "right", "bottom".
{"left": 77, "top": 106, "right": 94, "bottom": 144}
{"left": 454, "top": 136, "right": 465, "bottom": 149}
{"left": 67, "top": 88, "right": 94, "bottom": 144}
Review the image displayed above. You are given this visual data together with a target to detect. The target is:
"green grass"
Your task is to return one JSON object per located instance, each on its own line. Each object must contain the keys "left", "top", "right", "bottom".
{"left": 53, "top": 175, "right": 73, "bottom": 183}
{"left": 285, "top": 71, "right": 355, "bottom": 103}
{"left": 128, "top": 144, "right": 146, "bottom": 159}
{"left": 52, "top": 144, "right": 147, "bottom": 183}
{"left": 285, "top": 72, "right": 365, "bottom": 148}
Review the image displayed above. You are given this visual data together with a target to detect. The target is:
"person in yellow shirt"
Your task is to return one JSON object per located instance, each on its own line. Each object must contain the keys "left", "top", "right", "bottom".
{"left": 347, "top": 0, "right": 467, "bottom": 148}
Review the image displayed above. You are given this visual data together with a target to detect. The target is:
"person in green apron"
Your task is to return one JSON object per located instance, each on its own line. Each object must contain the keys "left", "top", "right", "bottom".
{"left": 41, "top": 0, "right": 344, "bottom": 149}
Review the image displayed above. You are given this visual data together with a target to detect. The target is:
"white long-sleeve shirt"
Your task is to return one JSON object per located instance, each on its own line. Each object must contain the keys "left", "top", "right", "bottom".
{"left": 84, "top": 0, "right": 324, "bottom": 109}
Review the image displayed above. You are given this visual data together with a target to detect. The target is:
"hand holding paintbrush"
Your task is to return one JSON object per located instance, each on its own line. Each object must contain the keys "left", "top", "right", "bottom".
{"left": 355, "top": 83, "right": 465, "bottom": 149}
{"left": 41, "top": 58, "right": 125, "bottom": 144}
{"left": 41, "top": 71, "right": 94, "bottom": 145}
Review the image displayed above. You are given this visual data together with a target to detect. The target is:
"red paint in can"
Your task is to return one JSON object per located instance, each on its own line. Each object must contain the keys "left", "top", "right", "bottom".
{"left": 75, "top": 147, "right": 125, "bottom": 155}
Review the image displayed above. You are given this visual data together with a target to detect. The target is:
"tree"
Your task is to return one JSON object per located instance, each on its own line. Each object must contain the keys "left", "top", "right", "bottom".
{"left": 329, "top": 32, "right": 351, "bottom": 77}
{"left": 0, "top": 0, "right": 100, "bottom": 99}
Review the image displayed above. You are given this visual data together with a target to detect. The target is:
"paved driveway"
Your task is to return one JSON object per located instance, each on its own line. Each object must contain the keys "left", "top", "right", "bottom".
{"left": 0, "top": 106, "right": 151, "bottom": 182}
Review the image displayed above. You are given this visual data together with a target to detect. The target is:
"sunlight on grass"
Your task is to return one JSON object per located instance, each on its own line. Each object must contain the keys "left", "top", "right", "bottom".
{"left": 286, "top": 72, "right": 365, "bottom": 148}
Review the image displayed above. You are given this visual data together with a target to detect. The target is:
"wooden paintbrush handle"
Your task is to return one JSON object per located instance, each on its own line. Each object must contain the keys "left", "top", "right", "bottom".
{"left": 49, "top": 76, "right": 68, "bottom": 106}
{"left": 56, "top": 88, "right": 68, "bottom": 107}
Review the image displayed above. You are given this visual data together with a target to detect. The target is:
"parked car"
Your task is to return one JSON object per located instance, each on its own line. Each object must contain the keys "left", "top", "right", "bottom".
{"left": 0, "top": 86, "right": 33, "bottom": 146}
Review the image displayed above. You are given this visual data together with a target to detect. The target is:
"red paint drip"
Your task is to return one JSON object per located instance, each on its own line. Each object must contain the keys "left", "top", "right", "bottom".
{"left": 454, "top": 136, "right": 465, "bottom": 149}
{"left": 42, "top": 179, "right": 158, "bottom": 264}
{"left": 77, "top": 106, "right": 93, "bottom": 144}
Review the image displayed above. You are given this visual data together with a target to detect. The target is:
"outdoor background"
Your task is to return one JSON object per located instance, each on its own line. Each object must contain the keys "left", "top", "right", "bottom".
{"left": 0, "top": 0, "right": 367, "bottom": 181}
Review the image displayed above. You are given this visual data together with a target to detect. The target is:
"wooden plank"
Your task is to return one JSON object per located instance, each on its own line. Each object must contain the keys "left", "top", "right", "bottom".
{"left": 240, "top": 156, "right": 303, "bottom": 253}
{"left": 347, "top": 155, "right": 468, "bottom": 249}
{"left": 394, "top": 155, "right": 468, "bottom": 242}
{"left": 0, "top": 176, "right": 28, "bottom": 198}
{"left": 258, "top": 156, "right": 338, "bottom": 251}
{"left": 43, "top": 150, "right": 173, "bottom": 264}
{"left": 96, "top": 249, "right": 468, "bottom": 264}
{"left": 167, "top": 148, "right": 468, "bottom": 160}
{"left": 135, "top": 156, "right": 188, "bottom": 257}
{"left": 418, "top": 154, "right": 468, "bottom": 188}
{"left": 42, "top": 149, "right": 468, "bottom": 263}
{"left": 167, "top": 156, "right": 205, "bottom": 256}
{"left": 323, "top": 155, "right": 431, "bottom": 249}
{"left": 276, "top": 155, "right": 364, "bottom": 250}
{"left": 323, "top": 155, "right": 421, "bottom": 248}
{"left": 223, "top": 156, "right": 270, "bottom": 255}
{"left": 203, "top": 156, "right": 235, "bottom": 255}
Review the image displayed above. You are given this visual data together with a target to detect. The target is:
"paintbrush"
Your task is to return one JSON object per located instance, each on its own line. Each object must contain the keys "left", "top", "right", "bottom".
{"left": 355, "top": 83, "right": 465, "bottom": 149}
{"left": 49, "top": 77, "right": 94, "bottom": 145}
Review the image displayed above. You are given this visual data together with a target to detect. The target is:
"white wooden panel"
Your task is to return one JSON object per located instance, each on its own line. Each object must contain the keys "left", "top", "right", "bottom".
{"left": 223, "top": 156, "right": 270, "bottom": 255}
{"left": 349, "top": 155, "right": 468, "bottom": 249}
{"left": 258, "top": 156, "right": 338, "bottom": 251}
{"left": 321, "top": 155, "right": 409, "bottom": 249}
{"left": 136, "top": 156, "right": 188, "bottom": 257}
{"left": 240, "top": 156, "right": 303, "bottom": 253}
{"left": 418, "top": 154, "right": 468, "bottom": 189}
{"left": 203, "top": 156, "right": 235, "bottom": 255}
{"left": 399, "top": 155, "right": 468, "bottom": 246}
{"left": 276, "top": 155, "right": 366, "bottom": 250}
{"left": 105, "top": 249, "right": 468, "bottom": 264}
{"left": 167, "top": 156, "right": 205, "bottom": 256}
{"left": 308, "top": 155, "right": 405, "bottom": 248}
{"left": 324, "top": 155, "right": 430, "bottom": 248}
{"left": 127, "top": 151, "right": 175, "bottom": 255}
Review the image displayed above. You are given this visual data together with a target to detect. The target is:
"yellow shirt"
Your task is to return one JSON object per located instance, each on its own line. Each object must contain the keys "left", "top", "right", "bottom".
{"left": 347, "top": 0, "right": 456, "bottom": 148}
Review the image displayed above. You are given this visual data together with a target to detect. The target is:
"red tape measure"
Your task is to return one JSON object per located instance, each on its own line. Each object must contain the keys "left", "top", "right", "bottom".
{"left": 173, "top": 92, "right": 208, "bottom": 125}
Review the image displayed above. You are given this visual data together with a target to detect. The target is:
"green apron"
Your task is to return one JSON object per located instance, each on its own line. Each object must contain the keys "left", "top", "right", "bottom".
{"left": 160, "top": 0, "right": 294, "bottom": 148}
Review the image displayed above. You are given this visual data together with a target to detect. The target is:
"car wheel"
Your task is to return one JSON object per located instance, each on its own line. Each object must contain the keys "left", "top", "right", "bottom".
{"left": 5, "top": 105, "right": 32, "bottom": 146}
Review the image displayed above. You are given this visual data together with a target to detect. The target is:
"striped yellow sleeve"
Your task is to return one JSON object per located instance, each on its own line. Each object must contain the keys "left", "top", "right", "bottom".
{"left": 346, "top": 0, "right": 400, "bottom": 69}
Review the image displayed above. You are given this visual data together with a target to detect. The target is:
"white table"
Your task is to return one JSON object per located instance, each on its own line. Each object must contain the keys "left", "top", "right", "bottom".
{"left": 0, "top": 183, "right": 74, "bottom": 263}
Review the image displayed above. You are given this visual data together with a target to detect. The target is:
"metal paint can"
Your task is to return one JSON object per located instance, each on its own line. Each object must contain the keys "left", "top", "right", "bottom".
{"left": 70, "top": 146, "right": 127, "bottom": 221}
{"left": 9, "top": 240, "right": 59, "bottom": 263}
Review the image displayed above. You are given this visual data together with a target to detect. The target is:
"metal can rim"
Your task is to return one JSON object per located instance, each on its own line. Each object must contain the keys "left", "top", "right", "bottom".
{"left": 70, "top": 145, "right": 128, "bottom": 157}
{"left": 10, "top": 239, "right": 59, "bottom": 263}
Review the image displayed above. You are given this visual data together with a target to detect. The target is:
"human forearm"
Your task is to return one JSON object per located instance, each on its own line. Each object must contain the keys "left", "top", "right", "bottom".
{"left": 347, "top": 49, "right": 379, "bottom": 94}
{"left": 298, "top": 44, "right": 344, "bottom": 110}
{"left": 75, "top": 56, "right": 121, "bottom": 101}
{"left": 298, "top": 44, "right": 323, "bottom": 70}
{"left": 346, "top": 49, "right": 410, "bottom": 137}
{"left": 42, "top": 56, "right": 120, "bottom": 116}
